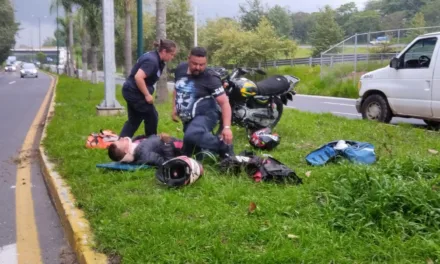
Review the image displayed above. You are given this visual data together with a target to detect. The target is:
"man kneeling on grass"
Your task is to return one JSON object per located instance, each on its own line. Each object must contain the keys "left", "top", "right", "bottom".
{"left": 107, "top": 133, "right": 182, "bottom": 167}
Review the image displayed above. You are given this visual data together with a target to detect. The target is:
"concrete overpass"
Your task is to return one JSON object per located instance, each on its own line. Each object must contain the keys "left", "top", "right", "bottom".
{"left": 10, "top": 47, "right": 67, "bottom": 64}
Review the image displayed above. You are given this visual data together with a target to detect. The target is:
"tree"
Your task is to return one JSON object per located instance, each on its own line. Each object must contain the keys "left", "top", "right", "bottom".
{"left": 267, "top": 5, "right": 292, "bottom": 38}
{"left": 36, "top": 52, "right": 47, "bottom": 63}
{"left": 409, "top": 12, "right": 426, "bottom": 39}
{"left": 71, "top": 0, "right": 101, "bottom": 83}
{"left": 310, "top": 6, "right": 344, "bottom": 57}
{"left": 291, "top": 12, "right": 314, "bottom": 43}
{"left": 335, "top": 2, "right": 358, "bottom": 34}
{"left": 156, "top": 0, "right": 168, "bottom": 103}
{"left": 343, "top": 10, "right": 381, "bottom": 36}
{"left": 212, "top": 17, "right": 297, "bottom": 67}
{"left": 115, "top": 0, "right": 134, "bottom": 77}
{"left": 167, "top": 0, "right": 194, "bottom": 65}
{"left": 239, "top": 0, "right": 266, "bottom": 30}
{"left": 380, "top": 11, "right": 407, "bottom": 30}
{"left": 0, "top": 0, "right": 19, "bottom": 64}
{"left": 74, "top": 7, "right": 89, "bottom": 80}
{"left": 199, "top": 18, "right": 240, "bottom": 56}
{"left": 50, "top": 0, "right": 75, "bottom": 77}
{"left": 421, "top": 0, "right": 440, "bottom": 26}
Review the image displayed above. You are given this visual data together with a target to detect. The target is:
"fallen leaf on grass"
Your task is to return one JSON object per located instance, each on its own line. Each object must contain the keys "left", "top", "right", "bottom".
{"left": 428, "top": 149, "right": 438, "bottom": 155}
{"left": 176, "top": 127, "right": 181, "bottom": 132}
{"left": 426, "top": 258, "right": 434, "bottom": 264}
{"left": 305, "top": 171, "right": 312, "bottom": 177}
{"left": 287, "top": 234, "right": 299, "bottom": 239}
{"left": 248, "top": 202, "right": 257, "bottom": 213}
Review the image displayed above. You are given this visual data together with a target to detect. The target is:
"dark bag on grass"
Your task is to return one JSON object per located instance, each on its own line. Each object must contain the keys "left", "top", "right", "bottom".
{"left": 245, "top": 156, "right": 302, "bottom": 184}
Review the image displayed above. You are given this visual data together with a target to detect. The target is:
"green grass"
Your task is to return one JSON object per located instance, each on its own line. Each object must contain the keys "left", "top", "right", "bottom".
{"left": 44, "top": 76, "right": 440, "bottom": 263}
{"left": 266, "top": 61, "right": 388, "bottom": 98}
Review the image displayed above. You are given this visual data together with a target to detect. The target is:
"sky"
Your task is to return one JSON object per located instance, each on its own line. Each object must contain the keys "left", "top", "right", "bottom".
{"left": 12, "top": 0, "right": 367, "bottom": 48}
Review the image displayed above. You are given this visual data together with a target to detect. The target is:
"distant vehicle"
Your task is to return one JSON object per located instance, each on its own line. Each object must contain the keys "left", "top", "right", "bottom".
{"left": 20, "top": 63, "right": 38, "bottom": 78}
{"left": 370, "top": 36, "right": 390, "bottom": 45}
{"left": 356, "top": 32, "right": 440, "bottom": 126}
{"left": 4, "top": 64, "right": 16, "bottom": 72}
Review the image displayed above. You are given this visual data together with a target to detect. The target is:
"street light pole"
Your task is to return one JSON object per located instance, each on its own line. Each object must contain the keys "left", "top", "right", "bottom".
{"left": 96, "top": 0, "right": 123, "bottom": 116}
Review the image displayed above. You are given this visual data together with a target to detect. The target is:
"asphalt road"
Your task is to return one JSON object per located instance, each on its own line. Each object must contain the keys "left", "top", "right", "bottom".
{"left": 0, "top": 71, "right": 75, "bottom": 263}
{"left": 287, "top": 94, "right": 426, "bottom": 126}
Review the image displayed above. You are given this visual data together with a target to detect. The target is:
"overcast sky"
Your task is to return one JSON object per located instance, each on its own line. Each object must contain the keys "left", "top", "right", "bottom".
{"left": 12, "top": 0, "right": 367, "bottom": 47}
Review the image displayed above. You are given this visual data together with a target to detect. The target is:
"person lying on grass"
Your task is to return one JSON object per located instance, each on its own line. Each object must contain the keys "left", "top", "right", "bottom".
{"left": 107, "top": 133, "right": 182, "bottom": 167}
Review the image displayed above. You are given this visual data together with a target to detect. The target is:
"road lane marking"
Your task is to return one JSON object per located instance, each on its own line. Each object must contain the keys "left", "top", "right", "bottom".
{"left": 331, "top": 111, "right": 361, "bottom": 117}
{"left": 15, "top": 75, "right": 54, "bottom": 264}
{"left": 295, "top": 94, "right": 356, "bottom": 101}
{"left": 323, "top": 102, "right": 355, "bottom": 107}
{"left": 9, "top": 81, "right": 16, "bottom": 84}
{"left": 0, "top": 243, "right": 17, "bottom": 264}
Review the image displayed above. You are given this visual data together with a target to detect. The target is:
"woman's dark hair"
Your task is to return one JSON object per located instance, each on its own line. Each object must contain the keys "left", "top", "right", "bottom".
{"left": 153, "top": 39, "right": 177, "bottom": 53}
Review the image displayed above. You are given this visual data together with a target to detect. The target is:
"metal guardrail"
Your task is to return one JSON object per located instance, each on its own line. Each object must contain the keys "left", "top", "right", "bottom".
{"left": 256, "top": 53, "right": 397, "bottom": 68}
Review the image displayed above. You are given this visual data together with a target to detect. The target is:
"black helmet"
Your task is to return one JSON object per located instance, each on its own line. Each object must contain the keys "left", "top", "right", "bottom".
{"left": 156, "top": 156, "right": 203, "bottom": 187}
{"left": 249, "top": 128, "right": 280, "bottom": 151}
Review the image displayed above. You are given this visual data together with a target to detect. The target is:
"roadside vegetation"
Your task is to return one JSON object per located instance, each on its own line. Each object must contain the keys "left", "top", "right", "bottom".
{"left": 43, "top": 76, "right": 440, "bottom": 263}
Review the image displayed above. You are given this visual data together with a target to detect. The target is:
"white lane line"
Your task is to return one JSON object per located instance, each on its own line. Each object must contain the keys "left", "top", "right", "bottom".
{"left": 9, "top": 81, "right": 16, "bottom": 84}
{"left": 324, "top": 102, "right": 355, "bottom": 107}
{"left": 295, "top": 94, "right": 356, "bottom": 101}
{"left": 0, "top": 244, "right": 17, "bottom": 264}
{"left": 332, "top": 111, "right": 361, "bottom": 117}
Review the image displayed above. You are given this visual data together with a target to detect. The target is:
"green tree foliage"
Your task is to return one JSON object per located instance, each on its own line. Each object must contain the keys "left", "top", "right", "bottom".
{"left": 291, "top": 12, "right": 314, "bottom": 43}
{"left": 36, "top": 52, "right": 47, "bottom": 63}
{"left": 344, "top": 10, "right": 381, "bottom": 36}
{"left": 380, "top": 11, "right": 406, "bottom": 30}
{"left": 421, "top": 0, "right": 440, "bottom": 26}
{"left": 335, "top": 2, "right": 358, "bottom": 33}
{"left": 267, "top": 5, "right": 292, "bottom": 38}
{"left": 199, "top": 18, "right": 239, "bottom": 58}
{"left": 167, "top": 0, "right": 194, "bottom": 65}
{"left": 211, "top": 17, "right": 297, "bottom": 66}
{"left": 239, "top": 0, "right": 266, "bottom": 30}
{"left": 310, "top": 6, "right": 344, "bottom": 57}
{"left": 0, "top": 0, "right": 19, "bottom": 64}
{"left": 409, "top": 12, "right": 426, "bottom": 39}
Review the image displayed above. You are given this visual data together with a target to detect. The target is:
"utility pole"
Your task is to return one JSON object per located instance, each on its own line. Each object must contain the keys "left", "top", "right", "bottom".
{"left": 96, "top": 0, "right": 123, "bottom": 116}
{"left": 194, "top": 4, "right": 197, "bottom": 47}
{"left": 137, "top": 0, "right": 143, "bottom": 58}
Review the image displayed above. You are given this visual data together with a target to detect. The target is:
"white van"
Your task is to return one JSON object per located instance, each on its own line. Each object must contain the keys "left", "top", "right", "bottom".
{"left": 356, "top": 32, "right": 440, "bottom": 126}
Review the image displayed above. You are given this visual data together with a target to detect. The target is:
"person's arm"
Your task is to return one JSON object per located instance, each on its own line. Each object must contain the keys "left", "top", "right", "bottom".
{"left": 136, "top": 59, "right": 157, "bottom": 104}
{"left": 208, "top": 74, "right": 233, "bottom": 144}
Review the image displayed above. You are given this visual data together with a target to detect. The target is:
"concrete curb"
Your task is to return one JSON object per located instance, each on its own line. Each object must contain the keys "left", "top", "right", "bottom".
{"left": 38, "top": 73, "right": 108, "bottom": 264}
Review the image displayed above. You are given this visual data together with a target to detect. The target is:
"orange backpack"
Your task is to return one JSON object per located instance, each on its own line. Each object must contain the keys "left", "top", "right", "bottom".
{"left": 85, "top": 129, "right": 119, "bottom": 149}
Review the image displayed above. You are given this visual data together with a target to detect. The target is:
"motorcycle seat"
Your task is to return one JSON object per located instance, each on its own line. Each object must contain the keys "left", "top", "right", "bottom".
{"left": 256, "top": 75, "right": 291, "bottom": 96}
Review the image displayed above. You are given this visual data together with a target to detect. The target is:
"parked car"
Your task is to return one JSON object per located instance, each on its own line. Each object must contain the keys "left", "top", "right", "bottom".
{"left": 4, "top": 64, "right": 16, "bottom": 72}
{"left": 356, "top": 32, "right": 440, "bottom": 126}
{"left": 20, "top": 63, "right": 38, "bottom": 78}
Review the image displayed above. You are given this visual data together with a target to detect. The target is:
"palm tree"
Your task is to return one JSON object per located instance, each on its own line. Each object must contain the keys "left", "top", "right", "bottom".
{"left": 74, "top": 8, "right": 89, "bottom": 80}
{"left": 116, "top": 0, "right": 134, "bottom": 77}
{"left": 71, "top": 0, "right": 101, "bottom": 83}
{"left": 50, "top": 0, "right": 75, "bottom": 77}
{"left": 156, "top": 0, "right": 168, "bottom": 103}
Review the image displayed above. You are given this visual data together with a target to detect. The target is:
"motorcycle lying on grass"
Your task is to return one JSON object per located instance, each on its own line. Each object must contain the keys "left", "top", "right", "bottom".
{"left": 212, "top": 67, "right": 300, "bottom": 133}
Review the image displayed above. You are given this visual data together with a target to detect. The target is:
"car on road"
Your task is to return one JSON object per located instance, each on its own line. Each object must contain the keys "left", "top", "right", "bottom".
{"left": 356, "top": 32, "right": 440, "bottom": 127}
{"left": 4, "top": 64, "right": 16, "bottom": 72}
{"left": 20, "top": 63, "right": 38, "bottom": 78}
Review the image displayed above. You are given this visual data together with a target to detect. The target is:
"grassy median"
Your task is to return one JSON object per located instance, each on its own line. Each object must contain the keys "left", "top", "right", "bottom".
{"left": 43, "top": 75, "right": 440, "bottom": 263}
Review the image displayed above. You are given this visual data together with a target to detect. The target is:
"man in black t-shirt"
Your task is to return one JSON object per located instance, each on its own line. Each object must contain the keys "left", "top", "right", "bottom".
{"left": 172, "top": 47, "right": 234, "bottom": 159}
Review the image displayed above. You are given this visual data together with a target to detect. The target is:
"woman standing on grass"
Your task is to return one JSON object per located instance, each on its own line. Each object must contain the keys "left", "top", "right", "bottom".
{"left": 119, "top": 39, "right": 177, "bottom": 138}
